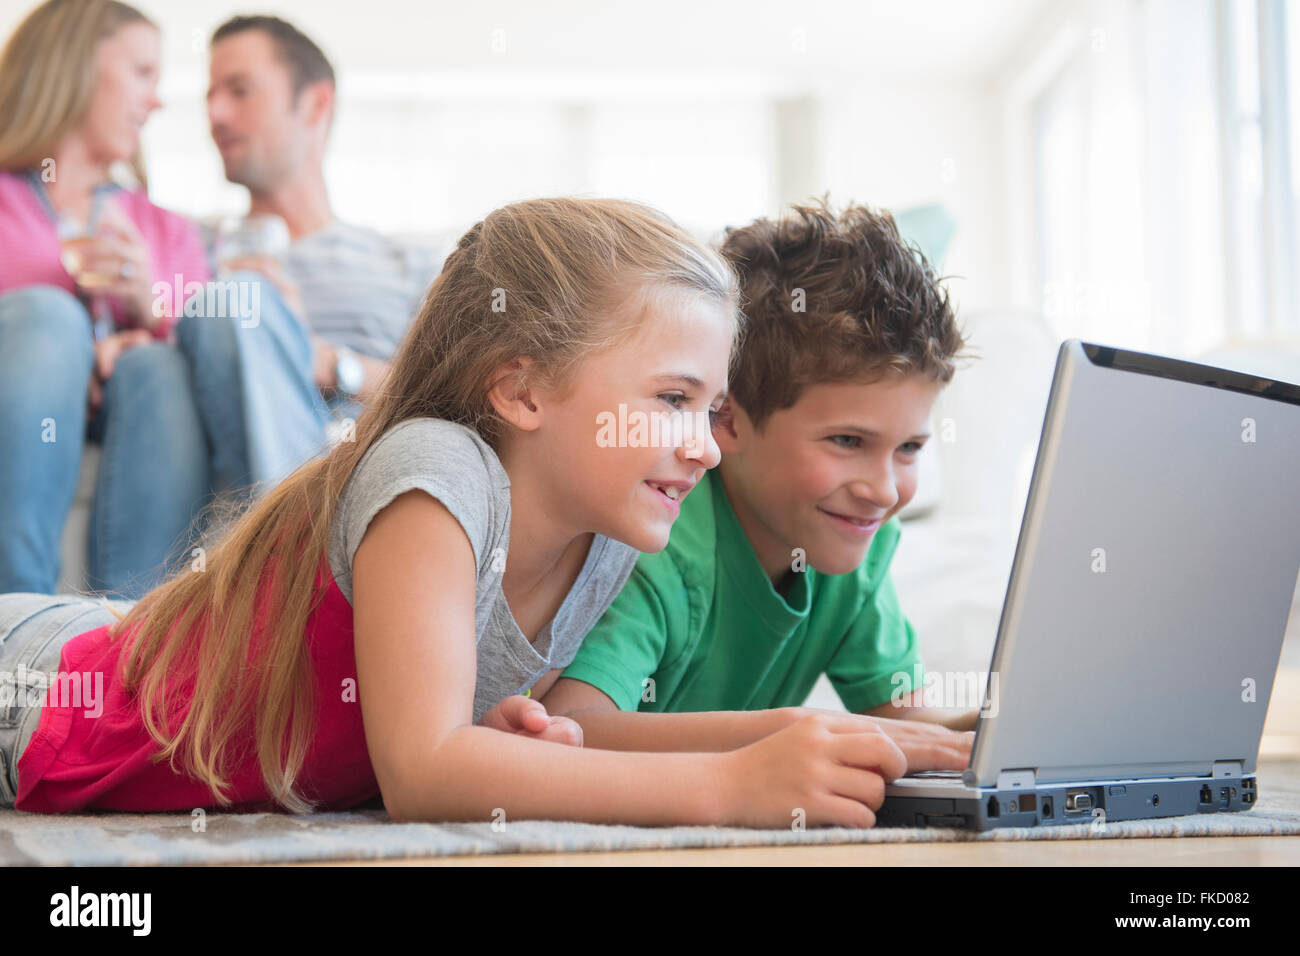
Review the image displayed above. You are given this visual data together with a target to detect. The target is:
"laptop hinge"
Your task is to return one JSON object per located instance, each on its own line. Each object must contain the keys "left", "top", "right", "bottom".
{"left": 1212, "top": 760, "right": 1244, "bottom": 778}
{"left": 996, "top": 768, "right": 1037, "bottom": 790}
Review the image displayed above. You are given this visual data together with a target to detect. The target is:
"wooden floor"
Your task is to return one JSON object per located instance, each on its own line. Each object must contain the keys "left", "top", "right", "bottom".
{"left": 353, "top": 835, "right": 1299, "bottom": 867}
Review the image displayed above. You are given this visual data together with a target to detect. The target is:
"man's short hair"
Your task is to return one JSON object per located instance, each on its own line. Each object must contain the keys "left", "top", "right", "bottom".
{"left": 718, "top": 198, "right": 967, "bottom": 430}
{"left": 212, "top": 15, "right": 335, "bottom": 95}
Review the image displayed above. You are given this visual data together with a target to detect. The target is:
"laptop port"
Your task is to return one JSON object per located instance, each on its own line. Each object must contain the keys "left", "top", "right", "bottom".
{"left": 987, "top": 796, "right": 1000, "bottom": 819}
{"left": 1200, "top": 785, "right": 1213, "bottom": 805}
{"left": 1042, "top": 797, "right": 1053, "bottom": 818}
{"left": 1066, "top": 791, "right": 1092, "bottom": 812}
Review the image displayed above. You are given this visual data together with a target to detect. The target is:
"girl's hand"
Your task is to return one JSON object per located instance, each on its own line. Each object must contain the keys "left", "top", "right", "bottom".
{"left": 720, "top": 712, "right": 907, "bottom": 828}
{"left": 477, "top": 694, "right": 583, "bottom": 747}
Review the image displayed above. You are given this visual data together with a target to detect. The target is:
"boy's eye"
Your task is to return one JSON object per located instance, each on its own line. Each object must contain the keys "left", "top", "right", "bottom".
{"left": 900, "top": 441, "right": 925, "bottom": 455}
{"left": 828, "top": 434, "right": 861, "bottom": 449}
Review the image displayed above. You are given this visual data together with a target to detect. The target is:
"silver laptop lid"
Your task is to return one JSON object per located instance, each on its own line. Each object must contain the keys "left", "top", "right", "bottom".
{"left": 969, "top": 339, "right": 1300, "bottom": 786}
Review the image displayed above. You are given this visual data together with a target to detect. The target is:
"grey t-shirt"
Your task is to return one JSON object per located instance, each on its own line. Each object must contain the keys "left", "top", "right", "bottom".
{"left": 327, "top": 417, "right": 639, "bottom": 722}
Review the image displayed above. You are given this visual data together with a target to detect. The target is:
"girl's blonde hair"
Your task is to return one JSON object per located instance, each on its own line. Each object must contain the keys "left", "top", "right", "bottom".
{"left": 0, "top": 0, "right": 154, "bottom": 185}
{"left": 107, "top": 197, "right": 741, "bottom": 812}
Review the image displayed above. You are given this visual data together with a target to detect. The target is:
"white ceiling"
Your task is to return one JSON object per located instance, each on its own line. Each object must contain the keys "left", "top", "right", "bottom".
{"left": 1, "top": 0, "right": 1055, "bottom": 81}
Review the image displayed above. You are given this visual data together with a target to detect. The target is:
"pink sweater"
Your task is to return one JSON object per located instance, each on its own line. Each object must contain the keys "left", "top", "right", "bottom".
{"left": 0, "top": 169, "right": 209, "bottom": 339}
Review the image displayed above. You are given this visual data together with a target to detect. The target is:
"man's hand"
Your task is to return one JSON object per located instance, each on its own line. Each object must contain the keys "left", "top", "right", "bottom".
{"left": 477, "top": 694, "right": 583, "bottom": 747}
{"left": 310, "top": 336, "right": 390, "bottom": 403}
{"left": 222, "top": 254, "right": 306, "bottom": 319}
{"left": 312, "top": 337, "right": 338, "bottom": 392}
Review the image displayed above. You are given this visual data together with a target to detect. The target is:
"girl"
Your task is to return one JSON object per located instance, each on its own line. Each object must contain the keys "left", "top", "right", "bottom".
{"left": 0, "top": 197, "right": 905, "bottom": 827}
{"left": 0, "top": 0, "right": 211, "bottom": 595}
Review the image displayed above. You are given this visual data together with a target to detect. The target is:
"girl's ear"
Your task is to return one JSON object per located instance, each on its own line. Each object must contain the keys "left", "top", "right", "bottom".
{"left": 711, "top": 396, "right": 743, "bottom": 454}
{"left": 487, "top": 358, "right": 543, "bottom": 432}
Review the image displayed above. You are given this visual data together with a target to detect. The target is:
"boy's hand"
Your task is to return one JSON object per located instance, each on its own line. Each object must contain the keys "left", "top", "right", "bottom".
{"left": 780, "top": 707, "right": 973, "bottom": 773}
{"left": 477, "top": 694, "right": 583, "bottom": 747}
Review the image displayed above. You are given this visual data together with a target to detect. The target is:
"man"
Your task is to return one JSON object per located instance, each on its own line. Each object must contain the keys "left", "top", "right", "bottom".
{"left": 96, "top": 16, "right": 436, "bottom": 599}
{"left": 178, "top": 15, "right": 438, "bottom": 493}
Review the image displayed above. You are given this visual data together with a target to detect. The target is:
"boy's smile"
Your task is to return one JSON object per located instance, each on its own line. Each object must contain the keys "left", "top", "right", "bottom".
{"left": 715, "top": 374, "right": 941, "bottom": 584}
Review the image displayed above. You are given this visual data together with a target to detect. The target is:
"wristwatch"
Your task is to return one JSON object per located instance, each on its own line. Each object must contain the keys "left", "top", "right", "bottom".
{"left": 334, "top": 347, "right": 365, "bottom": 398}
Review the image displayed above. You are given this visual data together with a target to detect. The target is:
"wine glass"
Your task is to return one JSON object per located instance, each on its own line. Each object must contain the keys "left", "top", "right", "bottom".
{"left": 57, "top": 216, "right": 117, "bottom": 341}
{"left": 214, "top": 214, "right": 291, "bottom": 277}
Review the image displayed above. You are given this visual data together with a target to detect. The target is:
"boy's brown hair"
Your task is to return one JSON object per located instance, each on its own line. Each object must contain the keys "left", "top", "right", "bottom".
{"left": 719, "top": 198, "right": 966, "bottom": 429}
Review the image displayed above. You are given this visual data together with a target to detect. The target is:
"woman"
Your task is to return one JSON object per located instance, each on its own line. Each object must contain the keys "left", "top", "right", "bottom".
{"left": 0, "top": 0, "right": 211, "bottom": 596}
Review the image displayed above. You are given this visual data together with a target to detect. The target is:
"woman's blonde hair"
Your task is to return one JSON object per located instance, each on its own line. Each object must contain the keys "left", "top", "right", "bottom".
{"left": 0, "top": 0, "right": 154, "bottom": 184}
{"left": 107, "top": 197, "right": 741, "bottom": 812}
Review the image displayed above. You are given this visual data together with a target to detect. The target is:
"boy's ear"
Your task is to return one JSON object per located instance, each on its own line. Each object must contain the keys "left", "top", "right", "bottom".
{"left": 486, "top": 358, "right": 543, "bottom": 431}
{"left": 711, "top": 396, "right": 743, "bottom": 454}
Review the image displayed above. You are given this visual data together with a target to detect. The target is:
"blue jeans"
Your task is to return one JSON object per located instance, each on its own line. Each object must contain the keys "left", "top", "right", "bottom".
{"left": 0, "top": 591, "right": 130, "bottom": 807}
{"left": 0, "top": 286, "right": 209, "bottom": 598}
{"left": 174, "top": 272, "right": 362, "bottom": 496}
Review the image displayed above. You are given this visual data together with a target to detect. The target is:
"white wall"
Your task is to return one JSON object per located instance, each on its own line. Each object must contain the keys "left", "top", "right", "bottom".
{"left": 0, "top": 0, "right": 1043, "bottom": 318}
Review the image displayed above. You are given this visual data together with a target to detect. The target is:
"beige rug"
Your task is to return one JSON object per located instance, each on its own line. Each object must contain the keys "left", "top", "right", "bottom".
{"left": 1, "top": 759, "right": 1296, "bottom": 865}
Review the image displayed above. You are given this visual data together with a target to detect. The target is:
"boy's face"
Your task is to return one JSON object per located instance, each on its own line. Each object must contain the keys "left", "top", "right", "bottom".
{"left": 716, "top": 374, "right": 941, "bottom": 582}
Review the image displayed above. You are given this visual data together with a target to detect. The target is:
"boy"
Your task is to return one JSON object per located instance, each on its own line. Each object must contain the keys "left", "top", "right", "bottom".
{"left": 536, "top": 200, "right": 976, "bottom": 763}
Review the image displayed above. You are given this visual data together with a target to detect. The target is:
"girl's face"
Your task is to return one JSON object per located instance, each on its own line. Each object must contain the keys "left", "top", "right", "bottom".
{"left": 79, "top": 22, "right": 163, "bottom": 165}
{"left": 530, "top": 287, "right": 735, "bottom": 553}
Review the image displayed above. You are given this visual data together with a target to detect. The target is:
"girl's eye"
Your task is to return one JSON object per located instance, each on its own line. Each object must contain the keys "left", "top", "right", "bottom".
{"left": 659, "top": 393, "right": 688, "bottom": 410}
{"left": 829, "top": 435, "right": 861, "bottom": 449}
{"left": 900, "top": 441, "right": 925, "bottom": 455}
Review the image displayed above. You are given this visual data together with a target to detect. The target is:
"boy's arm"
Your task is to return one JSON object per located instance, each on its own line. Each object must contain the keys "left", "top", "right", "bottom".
{"left": 539, "top": 677, "right": 797, "bottom": 752}
{"left": 860, "top": 689, "right": 980, "bottom": 732}
{"left": 540, "top": 678, "right": 973, "bottom": 770}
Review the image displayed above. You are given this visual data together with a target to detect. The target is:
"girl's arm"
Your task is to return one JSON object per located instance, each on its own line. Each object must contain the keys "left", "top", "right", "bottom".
{"left": 540, "top": 677, "right": 973, "bottom": 771}
{"left": 352, "top": 489, "right": 907, "bottom": 828}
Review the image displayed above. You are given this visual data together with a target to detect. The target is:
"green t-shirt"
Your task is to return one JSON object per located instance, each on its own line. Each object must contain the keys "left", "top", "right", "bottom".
{"left": 561, "top": 468, "right": 924, "bottom": 713}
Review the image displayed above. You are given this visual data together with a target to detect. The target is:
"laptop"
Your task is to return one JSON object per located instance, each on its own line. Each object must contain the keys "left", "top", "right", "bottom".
{"left": 877, "top": 339, "right": 1300, "bottom": 830}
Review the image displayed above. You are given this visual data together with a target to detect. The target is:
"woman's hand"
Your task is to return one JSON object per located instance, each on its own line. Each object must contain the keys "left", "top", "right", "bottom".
{"left": 477, "top": 694, "right": 584, "bottom": 747}
{"left": 75, "top": 202, "right": 158, "bottom": 329}
{"left": 86, "top": 328, "right": 153, "bottom": 420}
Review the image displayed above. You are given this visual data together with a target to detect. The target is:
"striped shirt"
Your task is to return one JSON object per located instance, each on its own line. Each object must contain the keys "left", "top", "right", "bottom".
{"left": 285, "top": 220, "right": 440, "bottom": 360}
